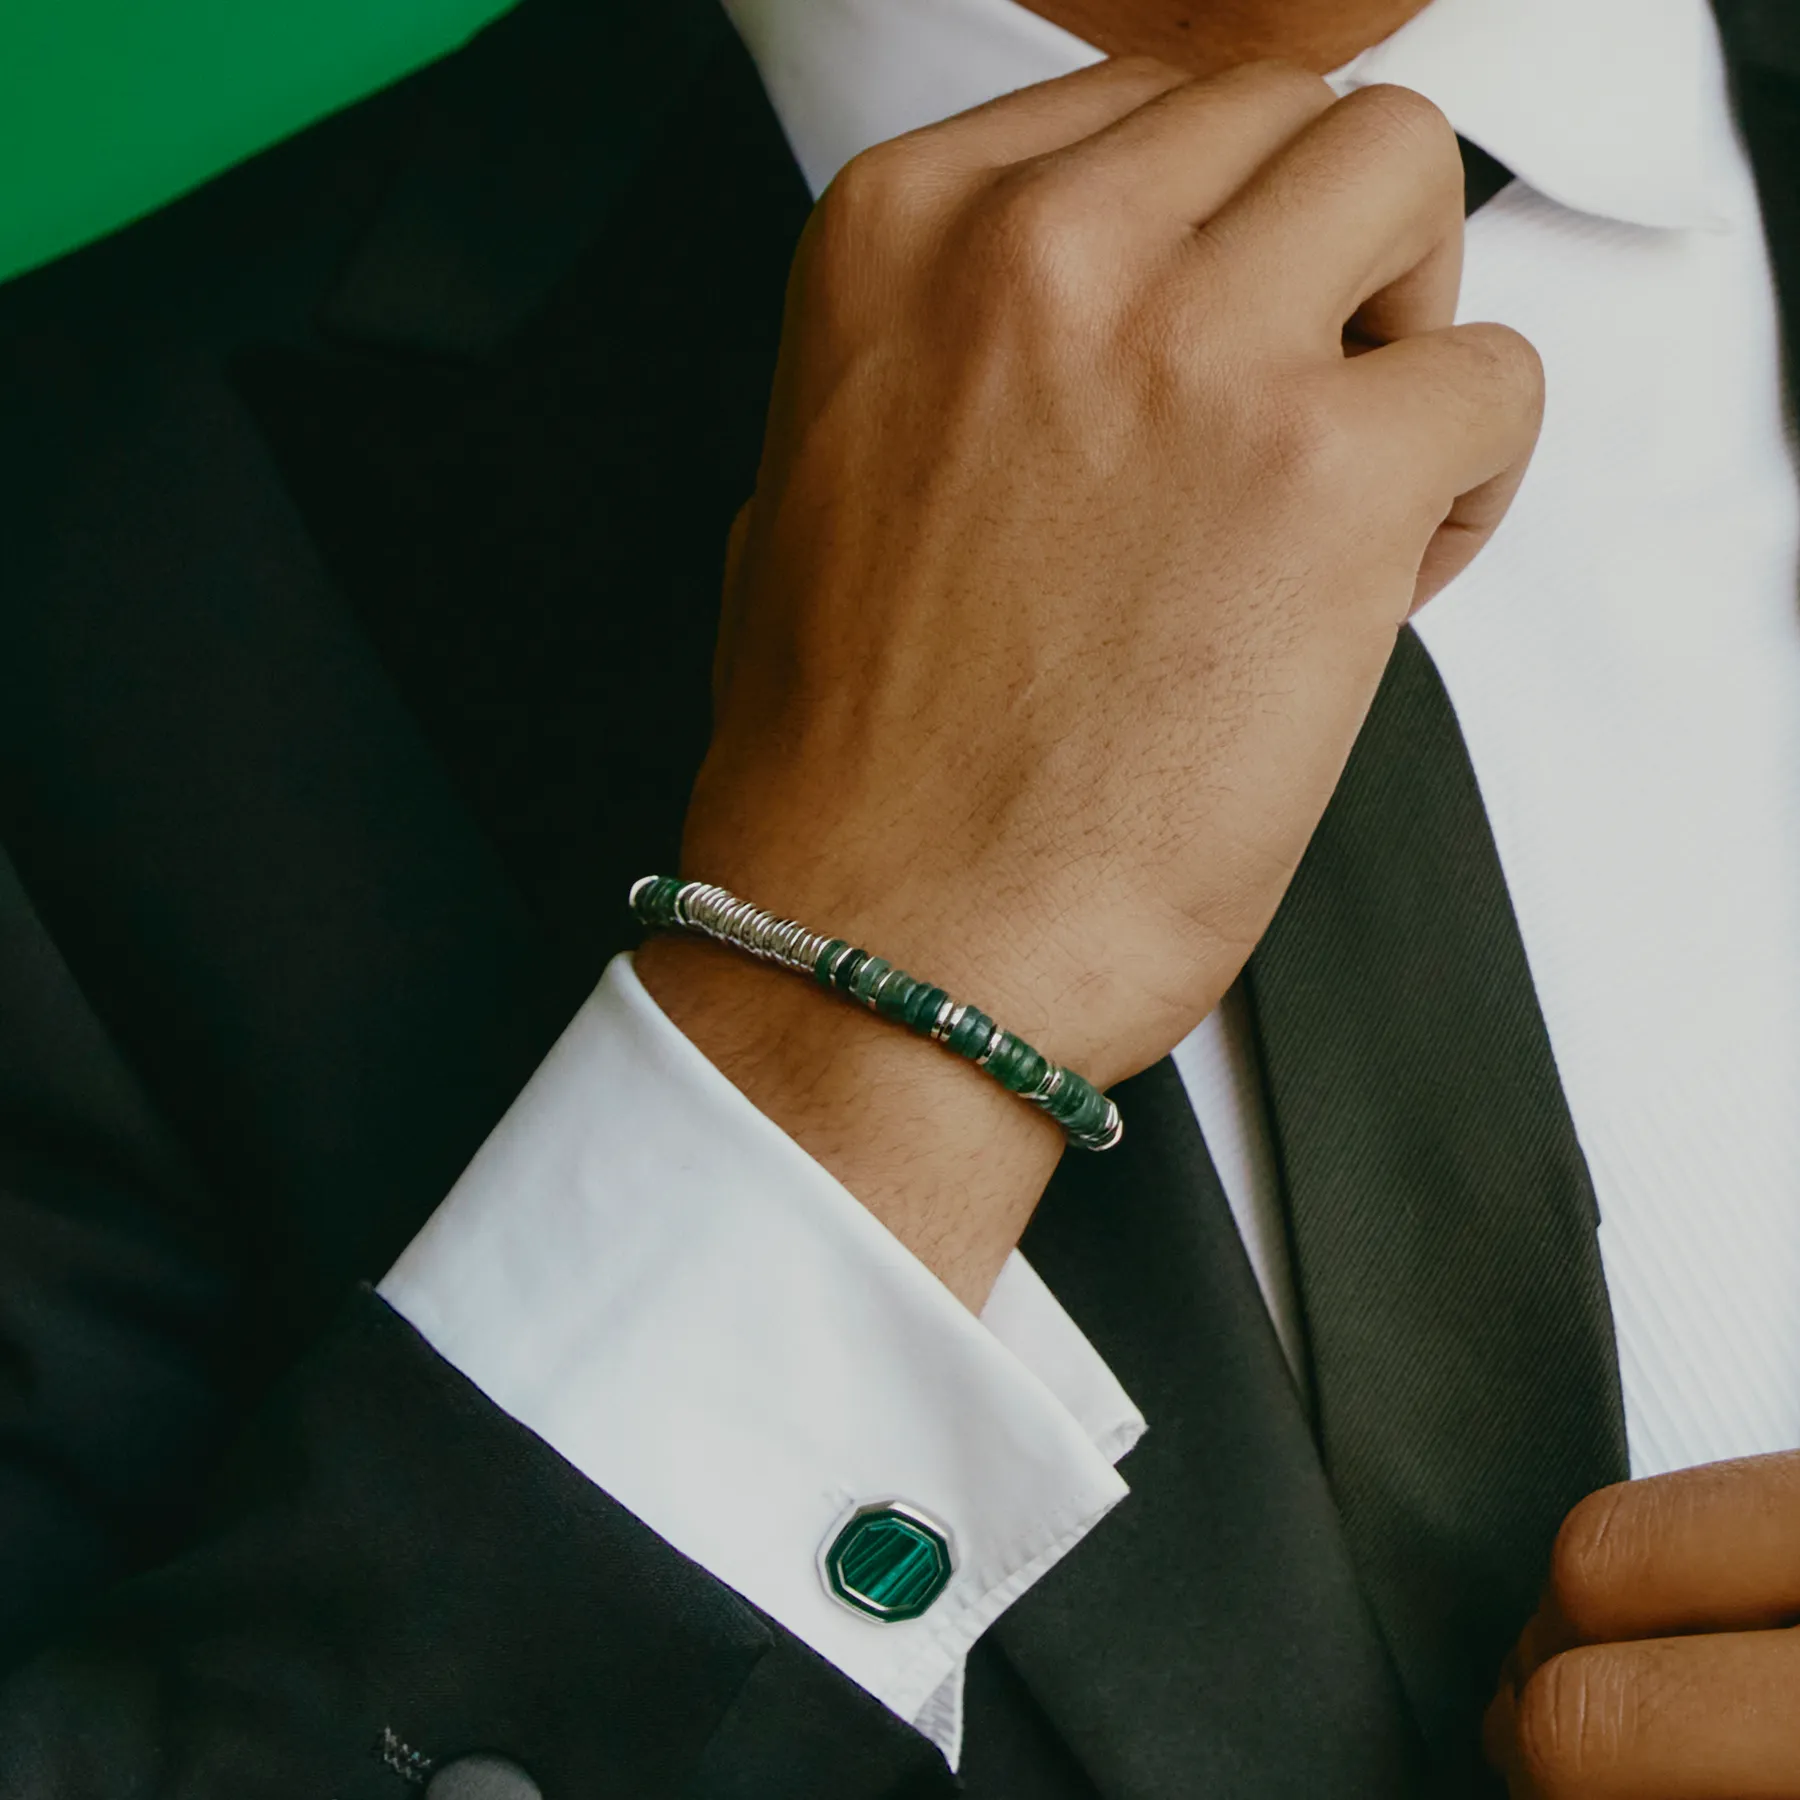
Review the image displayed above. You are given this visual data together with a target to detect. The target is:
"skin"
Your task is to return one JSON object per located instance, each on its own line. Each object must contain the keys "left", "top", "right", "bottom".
{"left": 639, "top": 57, "right": 1529, "bottom": 1301}
{"left": 1018, "top": 0, "right": 1431, "bottom": 76}
{"left": 640, "top": 6, "right": 1510, "bottom": 1309}
{"left": 635, "top": 5, "right": 1800, "bottom": 1792}
{"left": 1486, "top": 1453, "right": 1800, "bottom": 1797}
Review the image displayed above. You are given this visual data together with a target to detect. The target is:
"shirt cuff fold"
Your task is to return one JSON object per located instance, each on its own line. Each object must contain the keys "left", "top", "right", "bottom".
{"left": 380, "top": 953, "right": 1144, "bottom": 1767}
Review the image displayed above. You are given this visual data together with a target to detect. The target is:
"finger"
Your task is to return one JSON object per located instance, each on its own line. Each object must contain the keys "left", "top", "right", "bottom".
{"left": 1205, "top": 82, "right": 1466, "bottom": 352}
{"left": 1410, "top": 464, "right": 1533, "bottom": 612}
{"left": 892, "top": 55, "right": 1195, "bottom": 176}
{"left": 1536, "top": 1452, "right": 1800, "bottom": 1662}
{"left": 1337, "top": 322, "right": 1544, "bottom": 608}
{"left": 1029, "top": 61, "right": 1334, "bottom": 233}
{"left": 1503, "top": 1629, "right": 1800, "bottom": 1800}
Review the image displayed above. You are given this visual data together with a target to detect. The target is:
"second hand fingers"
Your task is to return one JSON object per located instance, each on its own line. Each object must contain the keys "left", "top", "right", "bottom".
{"left": 1517, "top": 1451, "right": 1800, "bottom": 1681}
{"left": 1504, "top": 1628, "right": 1800, "bottom": 1800}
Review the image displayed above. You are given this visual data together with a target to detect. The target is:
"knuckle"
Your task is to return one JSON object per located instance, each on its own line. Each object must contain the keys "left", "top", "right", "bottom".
{"left": 1458, "top": 323, "right": 1547, "bottom": 418}
{"left": 1429, "top": 324, "right": 1545, "bottom": 445}
{"left": 1514, "top": 1649, "right": 1633, "bottom": 1796}
{"left": 1342, "top": 81, "right": 1461, "bottom": 179}
{"left": 823, "top": 139, "right": 937, "bottom": 238}
{"left": 973, "top": 166, "right": 1104, "bottom": 310}
{"left": 989, "top": 164, "right": 1072, "bottom": 247}
{"left": 1467, "top": 320, "right": 1545, "bottom": 387}
{"left": 1349, "top": 79, "right": 1456, "bottom": 144}
{"left": 810, "top": 139, "right": 952, "bottom": 305}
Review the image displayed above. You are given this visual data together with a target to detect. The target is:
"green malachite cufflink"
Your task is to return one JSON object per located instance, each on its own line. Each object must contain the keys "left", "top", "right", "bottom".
{"left": 822, "top": 1501, "right": 954, "bottom": 1622}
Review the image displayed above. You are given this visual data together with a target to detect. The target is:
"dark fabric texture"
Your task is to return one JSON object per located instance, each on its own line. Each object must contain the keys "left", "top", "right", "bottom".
{"left": 0, "top": 0, "right": 1794, "bottom": 1793}
{"left": 1246, "top": 636, "right": 1629, "bottom": 1794}
{"left": 1001, "top": 1062, "right": 1425, "bottom": 1800}
{"left": 1720, "top": 4, "right": 1800, "bottom": 372}
{"left": 235, "top": 12, "right": 809, "bottom": 979}
{"left": 0, "top": 1290, "right": 950, "bottom": 1800}
{"left": 0, "top": 4, "right": 1056, "bottom": 1792}
{"left": 0, "top": 844, "right": 240, "bottom": 1672}
{"left": 1455, "top": 138, "right": 1514, "bottom": 213}
{"left": 1241, "top": 69, "right": 1800, "bottom": 1797}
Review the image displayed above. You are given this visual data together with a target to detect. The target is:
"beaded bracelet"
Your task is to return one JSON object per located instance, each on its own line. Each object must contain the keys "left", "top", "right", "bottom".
{"left": 630, "top": 875, "right": 1123, "bottom": 1152}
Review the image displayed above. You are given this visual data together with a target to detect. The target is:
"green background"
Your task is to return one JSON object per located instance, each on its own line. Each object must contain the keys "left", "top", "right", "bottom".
{"left": 0, "top": 0, "right": 518, "bottom": 286}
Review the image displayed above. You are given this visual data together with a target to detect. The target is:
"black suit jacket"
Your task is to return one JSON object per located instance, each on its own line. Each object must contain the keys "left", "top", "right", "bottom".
{"left": 1, "top": 3, "right": 1798, "bottom": 1795}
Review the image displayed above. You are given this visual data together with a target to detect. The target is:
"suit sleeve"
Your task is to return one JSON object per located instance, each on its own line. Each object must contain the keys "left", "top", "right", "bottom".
{"left": 0, "top": 1288, "right": 957, "bottom": 1800}
{"left": 0, "top": 850, "right": 949, "bottom": 1799}
{"left": 380, "top": 954, "right": 1143, "bottom": 1769}
{"left": 0, "top": 842, "right": 240, "bottom": 1673}
{"left": 0, "top": 1268, "right": 952, "bottom": 1800}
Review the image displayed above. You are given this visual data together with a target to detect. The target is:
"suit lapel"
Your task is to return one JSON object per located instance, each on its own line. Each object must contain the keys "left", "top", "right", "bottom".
{"left": 993, "top": 1063, "right": 1424, "bottom": 1800}
{"left": 0, "top": 0, "right": 798, "bottom": 1361}
{"left": 240, "top": 2, "right": 810, "bottom": 978}
{"left": 317, "top": 0, "right": 733, "bottom": 357}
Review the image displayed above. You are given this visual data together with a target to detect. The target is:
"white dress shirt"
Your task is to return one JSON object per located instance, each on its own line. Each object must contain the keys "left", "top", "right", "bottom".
{"left": 384, "top": 0, "right": 1800, "bottom": 1768}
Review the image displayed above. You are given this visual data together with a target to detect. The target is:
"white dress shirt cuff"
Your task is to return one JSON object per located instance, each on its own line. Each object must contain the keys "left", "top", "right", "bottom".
{"left": 379, "top": 954, "right": 1144, "bottom": 1768}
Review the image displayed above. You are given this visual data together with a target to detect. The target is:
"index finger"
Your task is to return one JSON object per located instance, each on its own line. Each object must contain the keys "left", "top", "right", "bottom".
{"left": 1202, "top": 82, "right": 1466, "bottom": 352}
{"left": 870, "top": 55, "right": 1194, "bottom": 177}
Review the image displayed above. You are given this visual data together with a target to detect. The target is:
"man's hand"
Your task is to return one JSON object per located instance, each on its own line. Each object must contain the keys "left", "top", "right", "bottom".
{"left": 640, "top": 57, "right": 1543, "bottom": 1305}
{"left": 1487, "top": 1451, "right": 1800, "bottom": 1796}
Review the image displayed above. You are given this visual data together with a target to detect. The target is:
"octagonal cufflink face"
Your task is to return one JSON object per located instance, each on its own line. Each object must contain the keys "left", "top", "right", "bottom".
{"left": 821, "top": 1500, "right": 955, "bottom": 1623}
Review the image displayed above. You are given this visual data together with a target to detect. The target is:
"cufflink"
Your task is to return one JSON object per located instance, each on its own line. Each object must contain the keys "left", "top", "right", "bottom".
{"left": 820, "top": 1500, "right": 955, "bottom": 1622}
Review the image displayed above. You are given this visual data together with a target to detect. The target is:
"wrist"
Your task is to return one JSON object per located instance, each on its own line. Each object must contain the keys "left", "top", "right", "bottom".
{"left": 634, "top": 932, "right": 1065, "bottom": 1310}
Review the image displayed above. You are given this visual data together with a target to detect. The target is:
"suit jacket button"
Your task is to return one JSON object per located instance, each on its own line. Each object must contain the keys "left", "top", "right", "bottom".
{"left": 424, "top": 1754, "right": 543, "bottom": 1800}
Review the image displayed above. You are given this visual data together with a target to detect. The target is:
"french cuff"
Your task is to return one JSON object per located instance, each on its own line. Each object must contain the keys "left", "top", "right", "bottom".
{"left": 380, "top": 953, "right": 1144, "bottom": 1769}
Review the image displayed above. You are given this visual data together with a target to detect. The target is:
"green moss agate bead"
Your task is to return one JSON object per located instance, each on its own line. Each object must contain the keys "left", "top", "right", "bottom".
{"left": 630, "top": 875, "right": 685, "bottom": 928}
{"left": 946, "top": 1007, "right": 995, "bottom": 1060}
{"left": 1068, "top": 1093, "right": 1123, "bottom": 1150}
{"left": 902, "top": 985, "right": 950, "bottom": 1035}
{"left": 626, "top": 875, "right": 1124, "bottom": 1152}
{"left": 874, "top": 972, "right": 920, "bottom": 1023}
{"left": 1049, "top": 1080, "right": 1112, "bottom": 1142}
{"left": 849, "top": 955, "right": 892, "bottom": 1005}
{"left": 987, "top": 1036, "right": 1048, "bottom": 1095}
